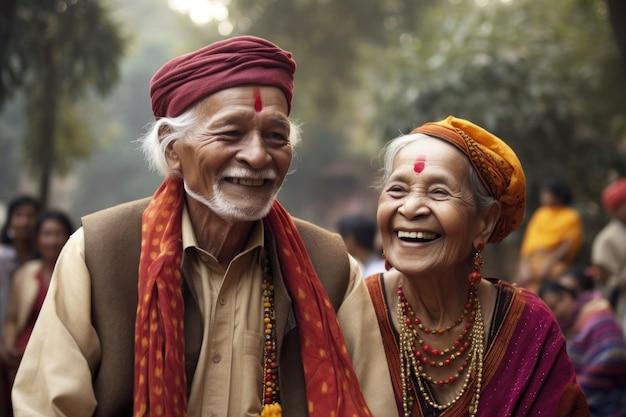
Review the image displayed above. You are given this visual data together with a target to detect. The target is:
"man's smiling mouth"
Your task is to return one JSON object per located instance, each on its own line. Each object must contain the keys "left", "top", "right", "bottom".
{"left": 226, "top": 177, "right": 266, "bottom": 186}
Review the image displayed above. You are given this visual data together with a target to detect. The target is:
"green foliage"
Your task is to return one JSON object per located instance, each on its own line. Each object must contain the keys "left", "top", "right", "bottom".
{"left": 0, "top": 0, "right": 127, "bottom": 204}
{"left": 1, "top": 0, "right": 126, "bottom": 105}
{"left": 364, "top": 0, "right": 626, "bottom": 212}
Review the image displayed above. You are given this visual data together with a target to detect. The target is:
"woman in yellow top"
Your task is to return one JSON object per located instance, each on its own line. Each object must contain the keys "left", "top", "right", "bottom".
{"left": 516, "top": 179, "right": 583, "bottom": 293}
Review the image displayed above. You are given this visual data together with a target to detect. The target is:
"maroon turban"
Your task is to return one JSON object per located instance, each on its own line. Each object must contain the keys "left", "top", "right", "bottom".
{"left": 602, "top": 178, "right": 626, "bottom": 213}
{"left": 150, "top": 36, "right": 296, "bottom": 118}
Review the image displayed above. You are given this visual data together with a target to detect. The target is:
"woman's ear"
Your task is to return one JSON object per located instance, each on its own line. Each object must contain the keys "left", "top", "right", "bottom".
{"left": 476, "top": 201, "right": 501, "bottom": 246}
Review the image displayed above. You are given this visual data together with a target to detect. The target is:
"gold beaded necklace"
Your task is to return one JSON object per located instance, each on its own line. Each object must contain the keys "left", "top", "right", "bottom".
{"left": 260, "top": 252, "right": 281, "bottom": 417}
{"left": 397, "top": 284, "right": 484, "bottom": 417}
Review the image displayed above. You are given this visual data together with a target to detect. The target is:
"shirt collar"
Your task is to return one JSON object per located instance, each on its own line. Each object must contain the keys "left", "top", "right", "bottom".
{"left": 181, "top": 203, "right": 265, "bottom": 261}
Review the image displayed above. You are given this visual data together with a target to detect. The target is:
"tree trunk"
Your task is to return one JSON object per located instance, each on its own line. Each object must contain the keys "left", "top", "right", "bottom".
{"left": 607, "top": 0, "right": 626, "bottom": 71}
{"left": 37, "top": 37, "right": 60, "bottom": 208}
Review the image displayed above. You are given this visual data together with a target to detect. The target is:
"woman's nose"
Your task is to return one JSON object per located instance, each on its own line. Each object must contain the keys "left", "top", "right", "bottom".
{"left": 398, "top": 193, "right": 429, "bottom": 218}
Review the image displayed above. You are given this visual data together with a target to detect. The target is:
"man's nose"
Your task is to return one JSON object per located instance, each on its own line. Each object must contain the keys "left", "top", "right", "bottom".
{"left": 237, "top": 133, "right": 271, "bottom": 168}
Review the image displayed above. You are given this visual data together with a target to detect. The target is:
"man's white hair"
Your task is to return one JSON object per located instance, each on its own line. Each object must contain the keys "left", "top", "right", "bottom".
{"left": 138, "top": 102, "right": 302, "bottom": 178}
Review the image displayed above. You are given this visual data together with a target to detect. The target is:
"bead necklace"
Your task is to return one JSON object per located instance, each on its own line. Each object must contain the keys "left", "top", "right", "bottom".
{"left": 397, "top": 284, "right": 484, "bottom": 417}
{"left": 399, "top": 285, "right": 477, "bottom": 335}
{"left": 399, "top": 285, "right": 477, "bottom": 371}
{"left": 260, "top": 253, "right": 281, "bottom": 417}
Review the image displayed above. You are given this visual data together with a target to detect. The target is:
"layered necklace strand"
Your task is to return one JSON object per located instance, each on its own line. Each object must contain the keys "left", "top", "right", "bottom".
{"left": 260, "top": 252, "right": 281, "bottom": 417}
{"left": 397, "top": 284, "right": 484, "bottom": 417}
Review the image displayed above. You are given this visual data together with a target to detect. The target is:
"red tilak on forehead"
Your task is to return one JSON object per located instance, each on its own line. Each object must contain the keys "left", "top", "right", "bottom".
{"left": 253, "top": 87, "right": 263, "bottom": 112}
{"left": 414, "top": 155, "right": 426, "bottom": 173}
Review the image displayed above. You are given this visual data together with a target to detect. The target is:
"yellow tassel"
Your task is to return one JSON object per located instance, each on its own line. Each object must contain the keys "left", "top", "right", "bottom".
{"left": 260, "top": 403, "right": 282, "bottom": 417}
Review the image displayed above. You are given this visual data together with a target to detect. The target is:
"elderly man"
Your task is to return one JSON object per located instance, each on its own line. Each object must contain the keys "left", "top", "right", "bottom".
{"left": 592, "top": 178, "right": 626, "bottom": 335}
{"left": 11, "top": 36, "right": 393, "bottom": 417}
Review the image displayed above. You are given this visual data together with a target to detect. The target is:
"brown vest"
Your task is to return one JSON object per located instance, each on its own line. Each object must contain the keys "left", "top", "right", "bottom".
{"left": 82, "top": 198, "right": 350, "bottom": 417}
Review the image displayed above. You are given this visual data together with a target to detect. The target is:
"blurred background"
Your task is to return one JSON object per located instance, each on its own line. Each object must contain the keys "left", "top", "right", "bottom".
{"left": 1, "top": 0, "right": 625, "bottom": 277}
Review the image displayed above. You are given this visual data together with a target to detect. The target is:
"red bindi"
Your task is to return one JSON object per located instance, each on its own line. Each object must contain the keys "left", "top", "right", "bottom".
{"left": 413, "top": 155, "right": 427, "bottom": 173}
{"left": 253, "top": 88, "right": 263, "bottom": 112}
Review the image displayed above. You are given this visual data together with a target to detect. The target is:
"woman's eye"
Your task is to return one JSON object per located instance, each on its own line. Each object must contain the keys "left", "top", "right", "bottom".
{"left": 385, "top": 185, "right": 405, "bottom": 196}
{"left": 431, "top": 188, "right": 450, "bottom": 198}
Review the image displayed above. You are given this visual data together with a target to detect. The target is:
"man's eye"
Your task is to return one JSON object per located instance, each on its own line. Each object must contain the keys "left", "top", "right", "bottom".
{"left": 218, "top": 131, "right": 241, "bottom": 139}
{"left": 266, "top": 132, "right": 288, "bottom": 142}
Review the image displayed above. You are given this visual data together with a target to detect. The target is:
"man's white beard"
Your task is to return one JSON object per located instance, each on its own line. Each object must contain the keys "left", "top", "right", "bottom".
{"left": 183, "top": 171, "right": 279, "bottom": 222}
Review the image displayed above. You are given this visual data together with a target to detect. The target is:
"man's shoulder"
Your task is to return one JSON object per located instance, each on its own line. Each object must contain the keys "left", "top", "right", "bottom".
{"left": 81, "top": 198, "right": 151, "bottom": 256}
{"left": 290, "top": 217, "right": 347, "bottom": 254}
{"left": 593, "top": 219, "right": 626, "bottom": 246}
{"left": 292, "top": 217, "right": 339, "bottom": 238}
{"left": 81, "top": 197, "right": 152, "bottom": 225}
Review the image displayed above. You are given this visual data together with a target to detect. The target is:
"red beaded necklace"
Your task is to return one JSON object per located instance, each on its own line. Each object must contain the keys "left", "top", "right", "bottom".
{"left": 397, "top": 283, "right": 484, "bottom": 416}
{"left": 398, "top": 284, "right": 477, "bottom": 384}
{"left": 261, "top": 253, "right": 281, "bottom": 417}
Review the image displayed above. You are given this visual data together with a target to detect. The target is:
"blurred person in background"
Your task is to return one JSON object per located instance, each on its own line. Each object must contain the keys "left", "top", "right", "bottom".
{"left": 516, "top": 178, "right": 583, "bottom": 293}
{"left": 338, "top": 213, "right": 386, "bottom": 278}
{"left": 591, "top": 178, "right": 626, "bottom": 335}
{"left": 0, "top": 209, "right": 74, "bottom": 416}
{"left": 11, "top": 36, "right": 391, "bottom": 417}
{"left": 0, "top": 195, "right": 40, "bottom": 417}
{"left": 539, "top": 267, "right": 626, "bottom": 417}
{"left": 365, "top": 116, "right": 588, "bottom": 416}
{"left": 0, "top": 196, "right": 41, "bottom": 331}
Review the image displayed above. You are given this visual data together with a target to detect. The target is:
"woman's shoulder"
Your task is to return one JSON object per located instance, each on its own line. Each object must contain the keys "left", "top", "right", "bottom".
{"left": 13, "top": 259, "right": 43, "bottom": 281}
{"left": 492, "top": 279, "right": 557, "bottom": 324}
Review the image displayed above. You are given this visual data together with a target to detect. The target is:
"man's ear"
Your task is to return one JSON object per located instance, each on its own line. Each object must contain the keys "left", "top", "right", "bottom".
{"left": 160, "top": 125, "right": 181, "bottom": 172}
{"left": 165, "top": 143, "right": 181, "bottom": 172}
{"left": 475, "top": 201, "right": 501, "bottom": 246}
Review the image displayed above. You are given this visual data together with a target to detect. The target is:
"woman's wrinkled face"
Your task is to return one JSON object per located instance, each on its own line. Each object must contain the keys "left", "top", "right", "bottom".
{"left": 377, "top": 138, "right": 484, "bottom": 276}
{"left": 166, "top": 86, "right": 293, "bottom": 222}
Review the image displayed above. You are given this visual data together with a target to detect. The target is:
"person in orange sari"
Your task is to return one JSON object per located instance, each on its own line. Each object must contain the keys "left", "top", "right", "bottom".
{"left": 11, "top": 36, "right": 391, "bottom": 417}
{"left": 515, "top": 179, "right": 583, "bottom": 293}
{"left": 366, "top": 116, "right": 588, "bottom": 416}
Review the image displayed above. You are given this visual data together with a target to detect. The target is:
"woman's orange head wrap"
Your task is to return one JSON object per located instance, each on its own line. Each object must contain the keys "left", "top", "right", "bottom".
{"left": 410, "top": 115, "right": 526, "bottom": 243}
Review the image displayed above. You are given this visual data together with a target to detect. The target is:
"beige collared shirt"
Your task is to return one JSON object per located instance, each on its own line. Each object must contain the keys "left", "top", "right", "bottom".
{"left": 12, "top": 206, "right": 396, "bottom": 417}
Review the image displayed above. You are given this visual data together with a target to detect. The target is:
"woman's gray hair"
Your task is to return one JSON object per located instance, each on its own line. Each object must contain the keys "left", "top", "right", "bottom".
{"left": 378, "top": 132, "right": 494, "bottom": 210}
{"left": 138, "top": 102, "right": 303, "bottom": 178}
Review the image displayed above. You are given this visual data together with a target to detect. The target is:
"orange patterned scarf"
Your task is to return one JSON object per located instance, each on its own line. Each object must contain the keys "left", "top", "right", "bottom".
{"left": 134, "top": 176, "right": 372, "bottom": 417}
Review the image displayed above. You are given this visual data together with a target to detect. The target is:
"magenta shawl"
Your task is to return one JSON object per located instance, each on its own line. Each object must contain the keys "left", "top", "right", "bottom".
{"left": 366, "top": 276, "right": 589, "bottom": 416}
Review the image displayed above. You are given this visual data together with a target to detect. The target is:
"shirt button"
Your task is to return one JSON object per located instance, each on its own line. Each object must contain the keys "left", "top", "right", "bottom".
{"left": 219, "top": 297, "right": 226, "bottom": 306}
{"left": 212, "top": 353, "right": 221, "bottom": 363}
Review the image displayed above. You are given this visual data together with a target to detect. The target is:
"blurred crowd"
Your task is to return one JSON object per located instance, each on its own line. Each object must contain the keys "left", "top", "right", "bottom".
{"left": 0, "top": 195, "right": 74, "bottom": 417}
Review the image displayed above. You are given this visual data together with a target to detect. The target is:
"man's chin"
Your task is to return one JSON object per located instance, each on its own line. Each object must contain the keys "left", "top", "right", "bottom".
{"left": 226, "top": 203, "right": 274, "bottom": 222}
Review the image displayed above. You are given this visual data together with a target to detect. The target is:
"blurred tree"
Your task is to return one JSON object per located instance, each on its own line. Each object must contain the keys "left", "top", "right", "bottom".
{"left": 362, "top": 0, "right": 626, "bottom": 215}
{"left": 607, "top": 0, "right": 626, "bottom": 70}
{"left": 187, "top": 0, "right": 437, "bottom": 218}
{"left": 0, "top": 0, "right": 126, "bottom": 206}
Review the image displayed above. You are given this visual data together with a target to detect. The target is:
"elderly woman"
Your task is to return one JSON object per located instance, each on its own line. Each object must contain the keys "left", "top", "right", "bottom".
{"left": 365, "top": 116, "right": 589, "bottom": 416}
